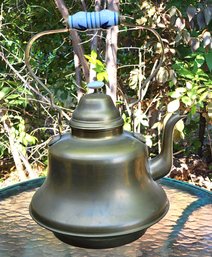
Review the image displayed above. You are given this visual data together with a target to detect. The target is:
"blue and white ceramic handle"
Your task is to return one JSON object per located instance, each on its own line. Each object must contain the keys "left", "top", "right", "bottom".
{"left": 68, "top": 10, "right": 119, "bottom": 30}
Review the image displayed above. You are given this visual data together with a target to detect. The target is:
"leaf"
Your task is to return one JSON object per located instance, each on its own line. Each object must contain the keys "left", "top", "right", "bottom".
{"left": 193, "top": 54, "right": 205, "bottom": 72}
{"left": 187, "top": 6, "right": 197, "bottom": 22}
{"left": 190, "top": 38, "right": 200, "bottom": 52}
{"left": 145, "top": 135, "right": 152, "bottom": 148}
{"left": 136, "top": 17, "right": 147, "bottom": 25}
{"left": 170, "top": 91, "right": 182, "bottom": 98}
{"left": 191, "top": 105, "right": 197, "bottom": 115}
{"left": 197, "top": 88, "right": 206, "bottom": 94}
{"left": 129, "top": 69, "right": 140, "bottom": 89}
{"left": 167, "top": 99, "right": 180, "bottom": 112}
{"left": 175, "top": 119, "right": 184, "bottom": 132}
{"left": 174, "top": 65, "right": 194, "bottom": 79}
{"left": 203, "top": 31, "right": 211, "bottom": 48}
{"left": 204, "top": 7, "right": 212, "bottom": 25}
{"left": 91, "top": 50, "right": 97, "bottom": 59}
{"left": 186, "top": 82, "right": 192, "bottom": 89}
{"left": 134, "top": 111, "right": 149, "bottom": 127}
{"left": 199, "top": 91, "right": 208, "bottom": 102}
{"left": 0, "top": 87, "right": 11, "bottom": 100}
{"left": 176, "top": 87, "right": 187, "bottom": 93}
{"left": 175, "top": 33, "right": 182, "bottom": 43}
{"left": 156, "top": 67, "right": 169, "bottom": 83}
{"left": 6, "top": 94, "right": 19, "bottom": 99}
{"left": 197, "top": 12, "right": 206, "bottom": 30}
{"left": 182, "top": 30, "right": 191, "bottom": 44}
{"left": 140, "top": 1, "right": 149, "bottom": 10}
{"left": 84, "top": 54, "right": 93, "bottom": 63}
{"left": 151, "top": 122, "right": 160, "bottom": 129}
{"left": 123, "top": 123, "right": 131, "bottom": 131}
{"left": 182, "top": 96, "right": 192, "bottom": 106}
{"left": 169, "top": 70, "right": 177, "bottom": 85}
{"left": 205, "top": 52, "right": 212, "bottom": 72}
{"left": 175, "top": 17, "right": 185, "bottom": 30}
{"left": 97, "top": 72, "right": 108, "bottom": 82}
{"left": 169, "top": 6, "right": 177, "bottom": 17}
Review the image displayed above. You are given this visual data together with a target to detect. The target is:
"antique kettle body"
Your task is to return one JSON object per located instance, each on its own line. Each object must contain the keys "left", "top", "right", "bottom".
{"left": 30, "top": 89, "right": 182, "bottom": 249}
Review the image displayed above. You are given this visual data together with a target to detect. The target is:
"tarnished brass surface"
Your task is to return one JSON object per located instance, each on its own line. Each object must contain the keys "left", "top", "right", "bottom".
{"left": 70, "top": 93, "right": 124, "bottom": 130}
{"left": 29, "top": 91, "right": 184, "bottom": 248}
{"left": 30, "top": 131, "right": 169, "bottom": 248}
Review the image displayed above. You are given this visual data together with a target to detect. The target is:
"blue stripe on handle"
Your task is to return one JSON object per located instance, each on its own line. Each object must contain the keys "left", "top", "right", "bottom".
{"left": 90, "top": 12, "right": 93, "bottom": 29}
{"left": 86, "top": 12, "right": 89, "bottom": 28}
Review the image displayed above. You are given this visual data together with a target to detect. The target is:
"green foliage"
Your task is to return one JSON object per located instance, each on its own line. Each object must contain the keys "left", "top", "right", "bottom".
{"left": 84, "top": 50, "right": 108, "bottom": 82}
{"left": 0, "top": 0, "right": 211, "bottom": 183}
{"left": 169, "top": 51, "right": 212, "bottom": 115}
{"left": 0, "top": 0, "right": 77, "bottom": 174}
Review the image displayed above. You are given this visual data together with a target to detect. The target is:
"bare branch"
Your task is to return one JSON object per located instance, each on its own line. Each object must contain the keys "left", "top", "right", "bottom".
{"left": 54, "top": 0, "right": 69, "bottom": 22}
{"left": 0, "top": 52, "right": 49, "bottom": 103}
{"left": 0, "top": 52, "right": 70, "bottom": 121}
{"left": 90, "top": 0, "right": 102, "bottom": 83}
{"left": 106, "top": 0, "right": 119, "bottom": 103}
{"left": 54, "top": 0, "right": 90, "bottom": 86}
{"left": 81, "top": 0, "right": 87, "bottom": 11}
{"left": 107, "top": 0, "right": 119, "bottom": 11}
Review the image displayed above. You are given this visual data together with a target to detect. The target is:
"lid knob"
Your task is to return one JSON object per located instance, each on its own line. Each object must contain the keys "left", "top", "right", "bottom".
{"left": 87, "top": 81, "right": 104, "bottom": 91}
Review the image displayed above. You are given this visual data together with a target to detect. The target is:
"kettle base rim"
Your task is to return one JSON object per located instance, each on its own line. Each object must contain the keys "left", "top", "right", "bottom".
{"left": 54, "top": 229, "right": 147, "bottom": 249}
{"left": 29, "top": 202, "right": 169, "bottom": 248}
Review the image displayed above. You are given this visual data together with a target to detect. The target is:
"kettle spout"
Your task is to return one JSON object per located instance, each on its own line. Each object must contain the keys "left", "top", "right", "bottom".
{"left": 149, "top": 114, "right": 186, "bottom": 180}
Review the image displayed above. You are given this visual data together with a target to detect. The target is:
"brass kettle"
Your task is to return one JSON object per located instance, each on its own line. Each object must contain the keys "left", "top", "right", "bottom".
{"left": 30, "top": 82, "right": 183, "bottom": 249}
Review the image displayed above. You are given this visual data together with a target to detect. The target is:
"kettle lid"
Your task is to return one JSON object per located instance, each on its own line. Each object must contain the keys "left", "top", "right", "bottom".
{"left": 70, "top": 82, "right": 124, "bottom": 130}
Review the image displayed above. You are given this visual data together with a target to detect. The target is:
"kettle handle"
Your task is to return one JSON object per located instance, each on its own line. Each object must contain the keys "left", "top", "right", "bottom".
{"left": 25, "top": 10, "right": 119, "bottom": 107}
{"left": 129, "top": 25, "right": 164, "bottom": 107}
{"left": 25, "top": 28, "right": 70, "bottom": 108}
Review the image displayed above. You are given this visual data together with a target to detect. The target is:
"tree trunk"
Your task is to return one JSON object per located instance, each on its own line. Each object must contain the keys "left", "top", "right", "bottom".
{"left": 3, "top": 118, "right": 27, "bottom": 181}
{"left": 54, "top": 0, "right": 89, "bottom": 100}
{"left": 106, "top": 0, "right": 119, "bottom": 103}
{"left": 90, "top": 0, "right": 102, "bottom": 83}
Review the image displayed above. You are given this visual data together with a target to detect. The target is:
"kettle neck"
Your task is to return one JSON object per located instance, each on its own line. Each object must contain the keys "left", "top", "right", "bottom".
{"left": 71, "top": 127, "right": 123, "bottom": 139}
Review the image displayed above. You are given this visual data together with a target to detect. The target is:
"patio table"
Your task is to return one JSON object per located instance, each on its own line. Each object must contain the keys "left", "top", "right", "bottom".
{"left": 0, "top": 177, "right": 211, "bottom": 257}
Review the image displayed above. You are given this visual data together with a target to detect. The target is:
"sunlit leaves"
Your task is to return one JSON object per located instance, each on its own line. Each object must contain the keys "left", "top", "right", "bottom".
{"left": 84, "top": 50, "right": 108, "bottom": 82}
{"left": 134, "top": 110, "right": 149, "bottom": 127}
{"left": 169, "top": 53, "right": 212, "bottom": 115}
{"left": 129, "top": 69, "right": 145, "bottom": 90}
{"left": 203, "top": 31, "right": 211, "bottom": 48}
{"left": 122, "top": 113, "right": 131, "bottom": 131}
{"left": 175, "top": 17, "right": 185, "bottom": 30}
{"left": 167, "top": 99, "right": 180, "bottom": 112}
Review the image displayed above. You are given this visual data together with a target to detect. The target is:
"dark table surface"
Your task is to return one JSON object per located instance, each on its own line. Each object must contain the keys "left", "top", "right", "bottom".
{"left": 0, "top": 177, "right": 211, "bottom": 257}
